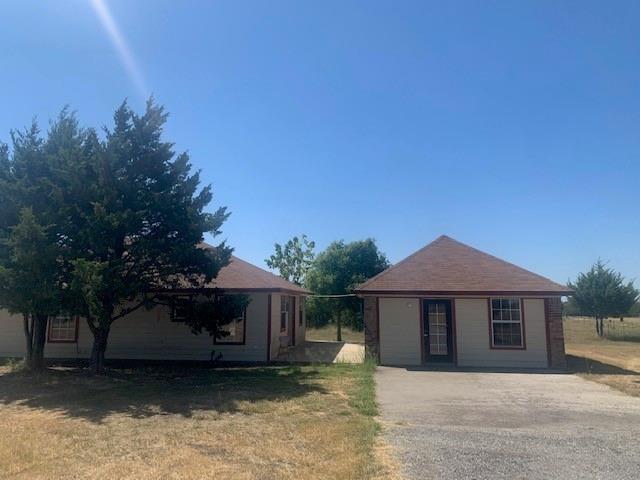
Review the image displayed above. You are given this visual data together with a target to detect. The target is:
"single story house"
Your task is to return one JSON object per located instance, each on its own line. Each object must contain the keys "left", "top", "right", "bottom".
{"left": 355, "top": 235, "right": 571, "bottom": 369}
{"left": 0, "top": 256, "right": 308, "bottom": 362}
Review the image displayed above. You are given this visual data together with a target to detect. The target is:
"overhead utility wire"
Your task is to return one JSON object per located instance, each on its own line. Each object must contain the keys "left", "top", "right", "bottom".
{"left": 304, "top": 294, "right": 357, "bottom": 298}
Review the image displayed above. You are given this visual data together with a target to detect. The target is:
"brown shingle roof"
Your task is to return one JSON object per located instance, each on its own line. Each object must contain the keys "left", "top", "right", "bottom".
{"left": 355, "top": 235, "right": 572, "bottom": 295}
{"left": 204, "top": 255, "right": 309, "bottom": 294}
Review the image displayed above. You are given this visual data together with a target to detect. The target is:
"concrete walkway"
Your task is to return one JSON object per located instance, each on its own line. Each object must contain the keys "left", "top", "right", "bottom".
{"left": 377, "top": 367, "right": 640, "bottom": 480}
{"left": 278, "top": 341, "right": 364, "bottom": 363}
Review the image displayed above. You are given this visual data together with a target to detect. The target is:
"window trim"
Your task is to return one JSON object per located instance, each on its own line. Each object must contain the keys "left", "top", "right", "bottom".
{"left": 488, "top": 298, "right": 526, "bottom": 350}
{"left": 214, "top": 308, "right": 247, "bottom": 345}
{"left": 171, "top": 294, "right": 193, "bottom": 323}
{"left": 298, "top": 298, "right": 304, "bottom": 327}
{"left": 47, "top": 315, "right": 79, "bottom": 343}
{"left": 280, "top": 296, "right": 289, "bottom": 335}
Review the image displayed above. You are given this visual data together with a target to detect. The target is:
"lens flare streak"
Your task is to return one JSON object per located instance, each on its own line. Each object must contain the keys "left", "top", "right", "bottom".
{"left": 90, "top": 0, "right": 147, "bottom": 97}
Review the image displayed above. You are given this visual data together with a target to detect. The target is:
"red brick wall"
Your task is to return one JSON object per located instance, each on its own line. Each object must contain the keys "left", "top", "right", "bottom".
{"left": 363, "top": 296, "right": 379, "bottom": 362}
{"left": 545, "top": 297, "right": 567, "bottom": 369}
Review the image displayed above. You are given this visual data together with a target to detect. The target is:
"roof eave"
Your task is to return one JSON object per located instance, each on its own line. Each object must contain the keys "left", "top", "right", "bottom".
{"left": 153, "top": 286, "right": 310, "bottom": 295}
{"left": 354, "top": 289, "right": 574, "bottom": 297}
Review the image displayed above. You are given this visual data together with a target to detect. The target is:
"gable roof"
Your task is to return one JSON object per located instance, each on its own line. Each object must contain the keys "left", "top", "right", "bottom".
{"left": 204, "top": 255, "right": 309, "bottom": 294}
{"left": 355, "top": 235, "right": 572, "bottom": 296}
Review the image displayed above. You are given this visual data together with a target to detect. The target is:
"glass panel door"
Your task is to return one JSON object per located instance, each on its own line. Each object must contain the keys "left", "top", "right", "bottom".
{"left": 428, "top": 303, "right": 448, "bottom": 355}
{"left": 423, "top": 300, "right": 453, "bottom": 362}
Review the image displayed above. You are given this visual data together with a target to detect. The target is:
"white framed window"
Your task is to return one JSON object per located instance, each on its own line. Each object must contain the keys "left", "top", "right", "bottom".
{"left": 490, "top": 298, "right": 524, "bottom": 348}
{"left": 299, "top": 298, "right": 304, "bottom": 327}
{"left": 215, "top": 309, "right": 246, "bottom": 345}
{"left": 280, "top": 296, "right": 290, "bottom": 334}
{"left": 48, "top": 316, "right": 78, "bottom": 343}
{"left": 171, "top": 295, "right": 192, "bottom": 322}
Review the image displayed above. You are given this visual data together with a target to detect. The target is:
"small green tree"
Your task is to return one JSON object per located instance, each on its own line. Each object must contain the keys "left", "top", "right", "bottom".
{"left": 0, "top": 209, "right": 63, "bottom": 370}
{"left": 567, "top": 260, "right": 639, "bottom": 336}
{"left": 305, "top": 239, "right": 389, "bottom": 340}
{"left": 0, "top": 113, "right": 84, "bottom": 371}
{"left": 265, "top": 235, "right": 315, "bottom": 285}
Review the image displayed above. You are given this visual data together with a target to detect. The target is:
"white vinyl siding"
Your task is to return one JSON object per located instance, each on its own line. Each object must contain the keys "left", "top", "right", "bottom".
{"left": 455, "top": 298, "right": 547, "bottom": 368}
{"left": 0, "top": 311, "right": 32, "bottom": 357}
{"left": 378, "top": 297, "right": 421, "bottom": 365}
{"left": 0, "top": 293, "right": 275, "bottom": 362}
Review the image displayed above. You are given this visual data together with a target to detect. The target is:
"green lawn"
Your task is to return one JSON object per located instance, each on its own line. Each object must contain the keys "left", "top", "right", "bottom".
{"left": 0, "top": 360, "right": 396, "bottom": 480}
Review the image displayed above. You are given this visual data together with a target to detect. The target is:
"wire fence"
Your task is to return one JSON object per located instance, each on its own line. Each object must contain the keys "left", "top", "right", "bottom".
{"left": 564, "top": 316, "right": 640, "bottom": 343}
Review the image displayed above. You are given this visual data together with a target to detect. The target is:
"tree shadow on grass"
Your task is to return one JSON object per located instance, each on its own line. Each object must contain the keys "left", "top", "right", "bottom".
{"left": 566, "top": 354, "right": 640, "bottom": 375}
{"left": 604, "top": 335, "right": 640, "bottom": 343}
{"left": 0, "top": 363, "right": 329, "bottom": 424}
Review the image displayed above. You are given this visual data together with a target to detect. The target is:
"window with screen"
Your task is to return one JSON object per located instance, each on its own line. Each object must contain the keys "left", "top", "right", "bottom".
{"left": 171, "top": 295, "right": 192, "bottom": 322}
{"left": 280, "top": 296, "right": 290, "bottom": 333}
{"left": 490, "top": 298, "right": 524, "bottom": 348}
{"left": 48, "top": 316, "right": 78, "bottom": 343}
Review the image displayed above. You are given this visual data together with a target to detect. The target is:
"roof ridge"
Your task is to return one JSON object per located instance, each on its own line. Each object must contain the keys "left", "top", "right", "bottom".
{"left": 230, "top": 255, "right": 306, "bottom": 287}
{"left": 356, "top": 235, "right": 569, "bottom": 293}
{"left": 199, "top": 245, "right": 308, "bottom": 293}
{"left": 357, "top": 235, "right": 449, "bottom": 290}
{"left": 441, "top": 237, "right": 568, "bottom": 290}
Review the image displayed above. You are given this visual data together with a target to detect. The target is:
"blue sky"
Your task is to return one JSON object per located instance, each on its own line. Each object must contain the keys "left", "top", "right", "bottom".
{"left": 1, "top": 0, "right": 638, "bottom": 285}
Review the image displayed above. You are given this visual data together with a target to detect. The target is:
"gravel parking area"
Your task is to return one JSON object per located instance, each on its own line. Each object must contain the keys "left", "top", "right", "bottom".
{"left": 376, "top": 367, "right": 640, "bottom": 480}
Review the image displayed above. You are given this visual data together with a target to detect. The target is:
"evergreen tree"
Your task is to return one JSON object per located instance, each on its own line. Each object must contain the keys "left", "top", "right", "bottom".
{"left": 0, "top": 113, "right": 83, "bottom": 371}
{"left": 0, "top": 209, "right": 62, "bottom": 370}
{"left": 63, "top": 100, "right": 232, "bottom": 372}
{"left": 568, "top": 260, "right": 639, "bottom": 336}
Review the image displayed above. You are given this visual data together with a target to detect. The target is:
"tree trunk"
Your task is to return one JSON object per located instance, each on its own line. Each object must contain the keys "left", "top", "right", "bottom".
{"left": 25, "top": 314, "right": 48, "bottom": 372}
{"left": 90, "top": 325, "right": 110, "bottom": 374}
{"left": 22, "top": 314, "right": 33, "bottom": 366}
{"left": 336, "top": 311, "right": 342, "bottom": 342}
{"left": 594, "top": 316, "right": 605, "bottom": 337}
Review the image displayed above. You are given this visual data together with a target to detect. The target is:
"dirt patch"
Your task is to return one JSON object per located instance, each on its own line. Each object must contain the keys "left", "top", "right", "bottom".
{"left": 306, "top": 325, "right": 364, "bottom": 344}
{"left": 565, "top": 316, "right": 640, "bottom": 398}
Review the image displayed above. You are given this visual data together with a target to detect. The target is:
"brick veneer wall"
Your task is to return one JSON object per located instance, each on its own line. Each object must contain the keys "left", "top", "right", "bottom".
{"left": 545, "top": 297, "right": 567, "bottom": 369}
{"left": 363, "top": 296, "right": 379, "bottom": 362}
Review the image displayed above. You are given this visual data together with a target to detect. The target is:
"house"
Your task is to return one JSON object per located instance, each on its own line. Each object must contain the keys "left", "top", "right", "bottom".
{"left": 0, "top": 256, "right": 308, "bottom": 362}
{"left": 355, "top": 235, "right": 571, "bottom": 369}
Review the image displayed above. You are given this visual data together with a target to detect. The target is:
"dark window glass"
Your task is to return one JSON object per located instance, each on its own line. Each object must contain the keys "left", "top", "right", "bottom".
{"left": 172, "top": 295, "right": 192, "bottom": 322}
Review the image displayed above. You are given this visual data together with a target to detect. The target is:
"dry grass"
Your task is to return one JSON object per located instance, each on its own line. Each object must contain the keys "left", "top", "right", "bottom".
{"left": 0, "top": 362, "right": 397, "bottom": 480}
{"left": 306, "top": 325, "right": 364, "bottom": 344}
{"left": 564, "top": 315, "right": 640, "bottom": 344}
{"left": 565, "top": 316, "right": 640, "bottom": 397}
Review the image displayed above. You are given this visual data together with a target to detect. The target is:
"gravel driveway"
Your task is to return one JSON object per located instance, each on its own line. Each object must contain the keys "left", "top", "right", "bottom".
{"left": 376, "top": 367, "right": 640, "bottom": 480}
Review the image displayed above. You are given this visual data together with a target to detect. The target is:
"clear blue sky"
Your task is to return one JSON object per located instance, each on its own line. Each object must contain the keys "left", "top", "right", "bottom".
{"left": 1, "top": 0, "right": 638, "bottom": 286}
